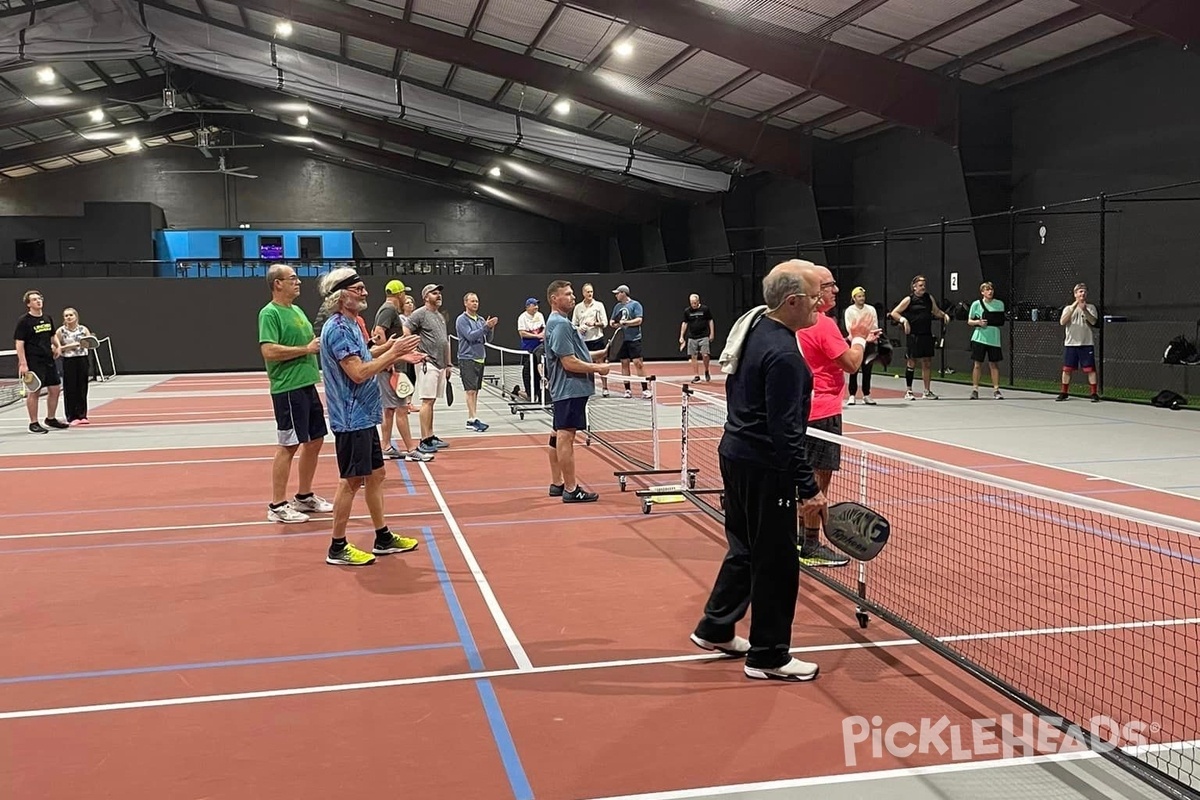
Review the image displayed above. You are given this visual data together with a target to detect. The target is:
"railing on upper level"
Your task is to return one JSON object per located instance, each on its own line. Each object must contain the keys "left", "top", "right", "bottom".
{"left": 0, "top": 257, "right": 495, "bottom": 280}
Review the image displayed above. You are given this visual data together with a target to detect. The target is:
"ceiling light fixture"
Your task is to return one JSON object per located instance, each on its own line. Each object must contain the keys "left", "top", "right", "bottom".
{"left": 553, "top": 99, "right": 571, "bottom": 115}
{"left": 297, "top": 114, "right": 309, "bottom": 127}
{"left": 36, "top": 67, "right": 55, "bottom": 84}
{"left": 613, "top": 41, "right": 634, "bottom": 58}
{"left": 274, "top": 20, "right": 293, "bottom": 37}
{"left": 488, "top": 166, "right": 501, "bottom": 178}
{"left": 89, "top": 108, "right": 105, "bottom": 123}
{"left": 125, "top": 137, "right": 142, "bottom": 150}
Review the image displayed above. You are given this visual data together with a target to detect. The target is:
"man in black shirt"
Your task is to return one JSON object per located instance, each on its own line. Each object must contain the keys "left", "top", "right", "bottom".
{"left": 13, "top": 289, "right": 67, "bottom": 434}
{"left": 690, "top": 261, "right": 828, "bottom": 682}
{"left": 679, "top": 293, "right": 715, "bottom": 383}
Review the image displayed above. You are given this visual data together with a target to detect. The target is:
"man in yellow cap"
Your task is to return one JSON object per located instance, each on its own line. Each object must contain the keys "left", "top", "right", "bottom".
{"left": 843, "top": 286, "right": 878, "bottom": 405}
{"left": 371, "top": 280, "right": 430, "bottom": 462}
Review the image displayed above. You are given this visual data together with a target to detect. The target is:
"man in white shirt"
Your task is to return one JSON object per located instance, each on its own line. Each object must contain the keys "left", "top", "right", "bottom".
{"left": 517, "top": 298, "right": 546, "bottom": 403}
{"left": 1058, "top": 282, "right": 1100, "bottom": 402}
{"left": 571, "top": 283, "right": 610, "bottom": 397}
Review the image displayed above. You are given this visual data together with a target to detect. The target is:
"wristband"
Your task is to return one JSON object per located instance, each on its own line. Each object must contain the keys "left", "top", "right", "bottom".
{"left": 851, "top": 337, "right": 866, "bottom": 349}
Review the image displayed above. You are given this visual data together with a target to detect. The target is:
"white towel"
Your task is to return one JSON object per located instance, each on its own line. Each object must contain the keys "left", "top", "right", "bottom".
{"left": 718, "top": 305, "right": 768, "bottom": 375}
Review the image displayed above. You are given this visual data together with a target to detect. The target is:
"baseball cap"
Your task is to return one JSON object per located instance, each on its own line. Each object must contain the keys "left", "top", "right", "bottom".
{"left": 851, "top": 286, "right": 866, "bottom": 298}
{"left": 612, "top": 284, "right": 630, "bottom": 295}
{"left": 525, "top": 297, "right": 538, "bottom": 306}
{"left": 385, "top": 279, "right": 407, "bottom": 295}
{"left": 421, "top": 283, "right": 443, "bottom": 298}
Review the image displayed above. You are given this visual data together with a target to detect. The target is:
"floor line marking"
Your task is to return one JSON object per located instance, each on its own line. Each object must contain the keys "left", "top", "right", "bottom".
{"left": 0, "top": 511, "right": 441, "bottom": 541}
{"left": 416, "top": 460, "right": 534, "bottom": 671}
{"left": 2, "top": 616, "right": 1193, "bottom": 721}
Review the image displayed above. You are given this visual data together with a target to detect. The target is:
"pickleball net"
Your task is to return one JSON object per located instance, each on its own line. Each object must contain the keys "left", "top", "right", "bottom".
{"left": 450, "top": 337, "right": 547, "bottom": 418}
{"left": 0, "top": 349, "right": 24, "bottom": 410}
{"left": 641, "top": 385, "right": 1200, "bottom": 799}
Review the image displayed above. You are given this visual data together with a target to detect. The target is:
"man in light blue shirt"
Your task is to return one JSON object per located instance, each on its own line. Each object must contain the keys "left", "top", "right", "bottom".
{"left": 611, "top": 284, "right": 649, "bottom": 398}
{"left": 454, "top": 291, "right": 498, "bottom": 432}
{"left": 317, "top": 269, "right": 425, "bottom": 567}
{"left": 545, "top": 280, "right": 610, "bottom": 503}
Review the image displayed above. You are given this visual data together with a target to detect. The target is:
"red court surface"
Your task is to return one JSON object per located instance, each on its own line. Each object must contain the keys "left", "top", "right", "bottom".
{"left": 1, "top": 377, "right": 1196, "bottom": 799}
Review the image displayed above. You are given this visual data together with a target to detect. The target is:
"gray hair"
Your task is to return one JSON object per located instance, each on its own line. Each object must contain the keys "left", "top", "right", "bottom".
{"left": 318, "top": 267, "right": 359, "bottom": 319}
{"left": 762, "top": 260, "right": 813, "bottom": 309}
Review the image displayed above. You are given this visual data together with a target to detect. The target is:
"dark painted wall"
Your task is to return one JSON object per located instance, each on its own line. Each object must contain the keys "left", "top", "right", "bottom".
{"left": 0, "top": 146, "right": 610, "bottom": 274}
{"left": 0, "top": 273, "right": 735, "bottom": 374}
{"left": 0, "top": 202, "right": 159, "bottom": 263}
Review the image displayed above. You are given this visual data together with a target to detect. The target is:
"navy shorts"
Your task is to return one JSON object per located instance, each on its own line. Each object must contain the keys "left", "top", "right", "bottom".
{"left": 271, "top": 384, "right": 328, "bottom": 446}
{"left": 334, "top": 427, "right": 384, "bottom": 479}
{"left": 552, "top": 396, "right": 589, "bottom": 432}
{"left": 1064, "top": 345, "right": 1096, "bottom": 372}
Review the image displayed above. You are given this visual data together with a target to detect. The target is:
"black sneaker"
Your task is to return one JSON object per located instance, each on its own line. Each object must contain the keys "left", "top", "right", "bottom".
{"left": 1090, "top": 394, "right": 1100, "bottom": 403}
{"left": 562, "top": 487, "right": 599, "bottom": 503}
{"left": 28, "top": 422, "right": 48, "bottom": 434}
{"left": 548, "top": 484, "right": 564, "bottom": 497}
{"left": 1056, "top": 393, "right": 1069, "bottom": 401}
{"left": 798, "top": 541, "right": 850, "bottom": 567}
{"left": 44, "top": 418, "right": 69, "bottom": 430}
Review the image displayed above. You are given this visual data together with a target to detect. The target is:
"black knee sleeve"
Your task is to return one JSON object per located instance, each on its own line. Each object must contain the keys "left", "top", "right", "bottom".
{"left": 548, "top": 435, "right": 557, "bottom": 448}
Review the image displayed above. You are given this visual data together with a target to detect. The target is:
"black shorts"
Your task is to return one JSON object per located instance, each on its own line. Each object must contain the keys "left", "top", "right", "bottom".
{"left": 334, "top": 427, "right": 384, "bottom": 479}
{"left": 906, "top": 333, "right": 936, "bottom": 360}
{"left": 459, "top": 359, "right": 485, "bottom": 392}
{"left": 271, "top": 384, "right": 328, "bottom": 447}
{"left": 615, "top": 339, "right": 643, "bottom": 361}
{"left": 804, "top": 415, "right": 842, "bottom": 472}
{"left": 585, "top": 338, "right": 606, "bottom": 352}
{"left": 970, "top": 342, "right": 1003, "bottom": 363}
{"left": 552, "top": 396, "right": 589, "bottom": 431}
{"left": 25, "top": 357, "right": 60, "bottom": 388}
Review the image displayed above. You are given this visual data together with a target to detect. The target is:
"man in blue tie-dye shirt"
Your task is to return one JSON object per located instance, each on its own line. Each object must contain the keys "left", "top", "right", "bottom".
{"left": 317, "top": 269, "right": 427, "bottom": 568}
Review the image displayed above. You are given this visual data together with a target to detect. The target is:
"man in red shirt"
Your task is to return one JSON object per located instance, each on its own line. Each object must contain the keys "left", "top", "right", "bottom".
{"left": 796, "top": 266, "right": 879, "bottom": 567}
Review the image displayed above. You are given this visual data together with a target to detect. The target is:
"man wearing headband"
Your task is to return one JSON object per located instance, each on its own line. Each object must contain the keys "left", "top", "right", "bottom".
{"left": 258, "top": 265, "right": 333, "bottom": 524}
{"left": 843, "top": 287, "right": 877, "bottom": 405}
{"left": 318, "top": 269, "right": 426, "bottom": 566}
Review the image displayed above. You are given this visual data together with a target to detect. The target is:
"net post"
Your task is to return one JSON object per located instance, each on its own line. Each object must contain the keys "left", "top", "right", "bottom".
{"left": 679, "top": 385, "right": 690, "bottom": 488}
{"left": 1098, "top": 193, "right": 1107, "bottom": 398}
{"left": 939, "top": 216, "right": 947, "bottom": 379}
{"left": 649, "top": 376, "right": 659, "bottom": 469}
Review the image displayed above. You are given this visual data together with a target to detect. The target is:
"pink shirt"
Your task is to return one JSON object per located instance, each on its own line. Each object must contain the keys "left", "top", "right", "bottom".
{"left": 797, "top": 314, "right": 848, "bottom": 422}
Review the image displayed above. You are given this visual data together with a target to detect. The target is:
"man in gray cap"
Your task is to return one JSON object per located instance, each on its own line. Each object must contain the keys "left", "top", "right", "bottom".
{"left": 611, "top": 284, "right": 649, "bottom": 399}
{"left": 405, "top": 283, "right": 451, "bottom": 454}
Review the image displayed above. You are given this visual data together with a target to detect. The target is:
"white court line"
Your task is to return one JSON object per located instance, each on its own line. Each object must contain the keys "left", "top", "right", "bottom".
{"left": 416, "top": 459, "right": 534, "bottom": 671}
{"left": 0, "top": 511, "right": 441, "bottom": 541}
{"left": 580, "top": 741, "right": 1200, "bottom": 800}
{"left": 1, "top": 615, "right": 1195, "bottom": 721}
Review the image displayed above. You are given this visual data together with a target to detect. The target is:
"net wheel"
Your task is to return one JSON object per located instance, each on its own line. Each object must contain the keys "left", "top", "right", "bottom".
{"left": 519, "top": 411, "right": 525, "bottom": 420}
{"left": 856, "top": 611, "right": 869, "bottom": 629}
{"left": 687, "top": 473, "right": 696, "bottom": 489}
{"left": 618, "top": 476, "right": 627, "bottom": 491}
{"left": 641, "top": 500, "right": 652, "bottom": 514}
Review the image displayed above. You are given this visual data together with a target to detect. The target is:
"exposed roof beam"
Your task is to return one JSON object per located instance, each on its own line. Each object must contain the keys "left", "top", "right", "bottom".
{"left": 234, "top": 0, "right": 811, "bottom": 178}
{"left": 0, "top": 77, "right": 162, "bottom": 131}
{"left": 0, "top": 117, "right": 191, "bottom": 170}
{"left": 177, "top": 70, "right": 681, "bottom": 221}
{"left": 1072, "top": 0, "right": 1200, "bottom": 46}
{"left": 566, "top": 0, "right": 958, "bottom": 142}
{"left": 225, "top": 116, "right": 617, "bottom": 228}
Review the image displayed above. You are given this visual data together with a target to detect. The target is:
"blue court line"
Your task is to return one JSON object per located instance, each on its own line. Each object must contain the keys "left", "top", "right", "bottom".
{"left": 396, "top": 459, "right": 417, "bottom": 495}
{"left": 0, "top": 641, "right": 460, "bottom": 685}
{"left": 422, "top": 525, "right": 533, "bottom": 800}
{"left": 982, "top": 496, "right": 1200, "bottom": 566}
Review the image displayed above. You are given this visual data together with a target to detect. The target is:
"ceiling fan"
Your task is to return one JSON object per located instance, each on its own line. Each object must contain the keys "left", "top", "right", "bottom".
{"left": 160, "top": 154, "right": 257, "bottom": 179}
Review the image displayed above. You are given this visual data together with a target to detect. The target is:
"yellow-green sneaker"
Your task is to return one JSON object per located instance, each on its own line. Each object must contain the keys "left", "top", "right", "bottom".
{"left": 373, "top": 533, "right": 420, "bottom": 555}
{"left": 326, "top": 543, "right": 376, "bottom": 566}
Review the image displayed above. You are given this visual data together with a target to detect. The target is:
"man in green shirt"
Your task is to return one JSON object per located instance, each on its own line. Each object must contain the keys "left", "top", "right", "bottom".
{"left": 258, "top": 264, "right": 334, "bottom": 523}
{"left": 968, "top": 281, "right": 1005, "bottom": 400}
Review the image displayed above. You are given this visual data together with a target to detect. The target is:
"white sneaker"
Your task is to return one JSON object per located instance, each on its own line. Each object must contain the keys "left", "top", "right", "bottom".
{"left": 744, "top": 657, "right": 820, "bottom": 682}
{"left": 641, "top": 391, "right": 653, "bottom": 399}
{"left": 623, "top": 390, "right": 632, "bottom": 398}
{"left": 847, "top": 396, "right": 856, "bottom": 406}
{"left": 690, "top": 633, "right": 750, "bottom": 657}
{"left": 405, "top": 449, "right": 433, "bottom": 462}
{"left": 904, "top": 390, "right": 915, "bottom": 400}
{"left": 292, "top": 494, "right": 333, "bottom": 513}
{"left": 862, "top": 396, "right": 875, "bottom": 405}
{"left": 923, "top": 391, "right": 939, "bottom": 400}
{"left": 268, "top": 504, "right": 309, "bottom": 524}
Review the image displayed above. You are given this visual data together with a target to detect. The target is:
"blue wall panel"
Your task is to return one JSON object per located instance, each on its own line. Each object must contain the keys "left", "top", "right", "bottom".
{"left": 155, "top": 229, "right": 355, "bottom": 275}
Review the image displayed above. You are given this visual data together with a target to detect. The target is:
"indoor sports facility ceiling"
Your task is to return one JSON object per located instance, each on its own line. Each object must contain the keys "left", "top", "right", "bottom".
{"left": 0, "top": 0, "right": 1191, "bottom": 225}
